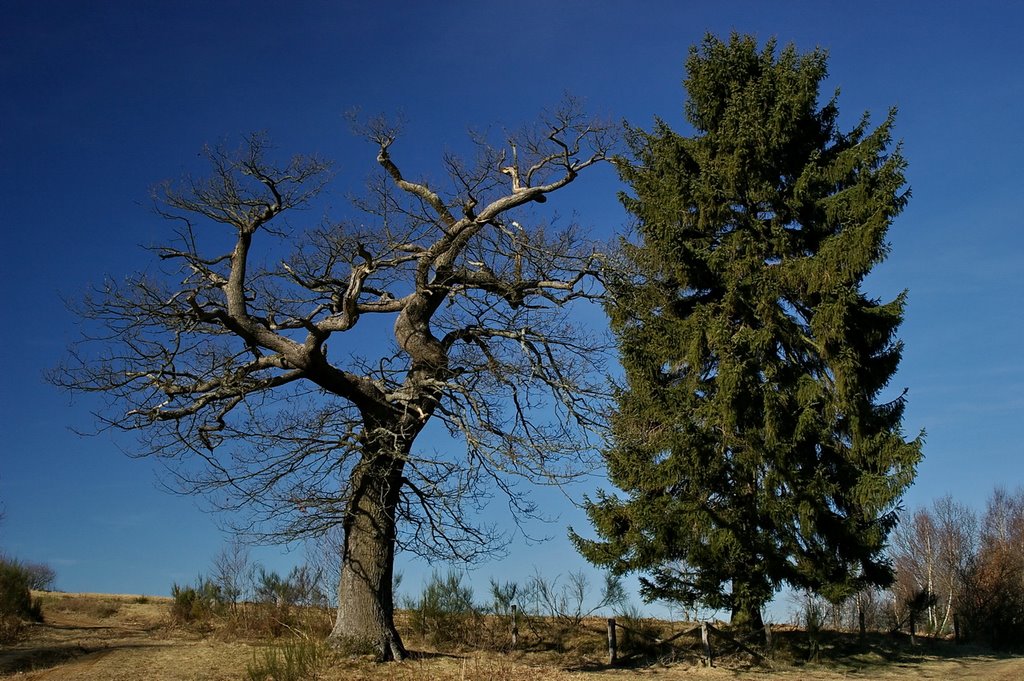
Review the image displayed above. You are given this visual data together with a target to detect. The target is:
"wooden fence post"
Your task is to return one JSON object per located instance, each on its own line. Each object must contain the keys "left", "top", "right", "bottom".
{"left": 510, "top": 604, "right": 519, "bottom": 649}
{"left": 607, "top": 618, "right": 617, "bottom": 665}
{"left": 701, "top": 621, "right": 713, "bottom": 667}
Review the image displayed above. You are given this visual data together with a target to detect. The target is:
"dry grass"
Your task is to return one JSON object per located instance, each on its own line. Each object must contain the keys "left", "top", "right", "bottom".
{"left": 0, "top": 592, "right": 1021, "bottom": 680}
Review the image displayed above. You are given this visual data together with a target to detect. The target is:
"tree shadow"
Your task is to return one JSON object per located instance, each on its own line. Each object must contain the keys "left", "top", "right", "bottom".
{"left": 404, "top": 649, "right": 464, "bottom": 661}
{"left": 0, "top": 641, "right": 164, "bottom": 675}
{"left": 0, "top": 618, "right": 172, "bottom": 676}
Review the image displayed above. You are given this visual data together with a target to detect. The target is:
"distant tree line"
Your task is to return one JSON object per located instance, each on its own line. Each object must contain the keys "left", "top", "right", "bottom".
{"left": 795, "top": 486, "right": 1024, "bottom": 651}
{"left": 890, "top": 486, "right": 1024, "bottom": 650}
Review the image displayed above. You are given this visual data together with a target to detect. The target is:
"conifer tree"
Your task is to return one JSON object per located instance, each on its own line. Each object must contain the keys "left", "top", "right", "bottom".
{"left": 573, "top": 34, "right": 923, "bottom": 629}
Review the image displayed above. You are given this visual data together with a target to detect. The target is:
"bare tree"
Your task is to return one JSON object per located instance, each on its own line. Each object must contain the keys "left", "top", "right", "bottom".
{"left": 959, "top": 487, "right": 1024, "bottom": 649}
{"left": 528, "top": 568, "right": 625, "bottom": 627}
{"left": 891, "top": 495, "right": 977, "bottom": 635}
{"left": 931, "top": 495, "right": 977, "bottom": 632}
{"left": 52, "top": 100, "right": 616, "bottom": 659}
{"left": 211, "top": 540, "right": 252, "bottom": 608}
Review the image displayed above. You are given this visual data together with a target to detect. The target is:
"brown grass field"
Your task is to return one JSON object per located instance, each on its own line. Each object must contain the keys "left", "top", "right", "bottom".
{"left": 1, "top": 592, "right": 1022, "bottom": 680}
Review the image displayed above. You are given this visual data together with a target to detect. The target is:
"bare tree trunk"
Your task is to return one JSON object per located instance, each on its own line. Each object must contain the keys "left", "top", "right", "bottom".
{"left": 925, "top": 533, "right": 936, "bottom": 631}
{"left": 939, "top": 589, "right": 953, "bottom": 635}
{"left": 330, "top": 436, "right": 409, "bottom": 661}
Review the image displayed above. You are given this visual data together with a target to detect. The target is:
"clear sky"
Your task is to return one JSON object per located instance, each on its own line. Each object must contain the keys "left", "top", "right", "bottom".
{"left": 1, "top": 1, "right": 1021, "bottom": 620}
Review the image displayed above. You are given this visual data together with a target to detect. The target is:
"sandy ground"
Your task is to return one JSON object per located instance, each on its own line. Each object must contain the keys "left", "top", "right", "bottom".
{"left": 2, "top": 593, "right": 1022, "bottom": 680}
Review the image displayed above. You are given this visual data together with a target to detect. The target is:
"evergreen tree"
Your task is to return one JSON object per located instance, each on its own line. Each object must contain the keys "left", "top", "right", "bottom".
{"left": 573, "top": 35, "right": 923, "bottom": 629}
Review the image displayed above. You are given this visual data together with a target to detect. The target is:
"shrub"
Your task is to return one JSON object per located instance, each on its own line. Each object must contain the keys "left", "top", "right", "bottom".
{"left": 484, "top": 578, "right": 524, "bottom": 649}
{"left": 0, "top": 557, "right": 43, "bottom": 643}
{"left": 0, "top": 614, "right": 23, "bottom": 644}
{"left": 0, "top": 558, "right": 43, "bottom": 620}
{"left": 171, "top": 577, "right": 225, "bottom": 624}
{"left": 256, "top": 569, "right": 296, "bottom": 607}
{"left": 212, "top": 540, "right": 251, "bottom": 608}
{"left": 286, "top": 564, "right": 329, "bottom": 607}
{"left": 529, "top": 569, "right": 626, "bottom": 628}
{"left": 408, "top": 570, "right": 480, "bottom": 648}
{"left": 796, "top": 591, "right": 825, "bottom": 662}
{"left": 249, "top": 573, "right": 293, "bottom": 638}
{"left": 174, "top": 558, "right": 332, "bottom": 639}
{"left": 959, "top": 545, "right": 1024, "bottom": 650}
{"left": 253, "top": 565, "right": 328, "bottom": 609}
{"left": 956, "top": 487, "right": 1024, "bottom": 651}
{"left": 239, "top": 566, "right": 331, "bottom": 638}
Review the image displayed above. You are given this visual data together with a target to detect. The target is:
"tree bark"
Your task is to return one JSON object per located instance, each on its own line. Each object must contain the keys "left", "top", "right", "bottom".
{"left": 731, "top": 604, "right": 765, "bottom": 632}
{"left": 329, "top": 435, "right": 409, "bottom": 661}
{"left": 730, "top": 594, "right": 765, "bottom": 633}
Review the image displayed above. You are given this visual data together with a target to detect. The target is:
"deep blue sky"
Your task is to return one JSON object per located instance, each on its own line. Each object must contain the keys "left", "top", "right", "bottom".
{"left": 1, "top": 1, "right": 1021, "bottom": 619}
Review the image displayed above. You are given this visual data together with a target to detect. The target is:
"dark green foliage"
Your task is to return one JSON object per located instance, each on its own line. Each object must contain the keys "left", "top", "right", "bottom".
{"left": 0, "top": 557, "right": 43, "bottom": 642}
{"left": 255, "top": 569, "right": 296, "bottom": 606}
{"left": 170, "top": 577, "right": 226, "bottom": 624}
{"left": 407, "top": 570, "right": 480, "bottom": 647}
{"left": 0, "top": 558, "right": 43, "bottom": 621}
{"left": 284, "top": 565, "right": 329, "bottom": 608}
{"left": 251, "top": 566, "right": 329, "bottom": 637}
{"left": 574, "top": 34, "right": 922, "bottom": 628}
{"left": 904, "top": 588, "right": 937, "bottom": 627}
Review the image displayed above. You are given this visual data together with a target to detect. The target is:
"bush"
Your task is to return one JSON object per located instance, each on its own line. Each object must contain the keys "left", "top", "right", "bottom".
{"left": 285, "top": 564, "right": 329, "bottom": 608}
{"left": 171, "top": 577, "right": 225, "bottom": 625}
{"left": 0, "top": 557, "right": 43, "bottom": 643}
{"left": 256, "top": 569, "right": 296, "bottom": 607}
{"left": 528, "top": 569, "right": 626, "bottom": 628}
{"left": 255, "top": 565, "right": 327, "bottom": 608}
{"left": 0, "top": 558, "right": 43, "bottom": 620}
{"left": 959, "top": 546, "right": 1024, "bottom": 650}
{"left": 802, "top": 594, "right": 825, "bottom": 662}
{"left": 233, "top": 566, "right": 331, "bottom": 639}
{"left": 956, "top": 487, "right": 1024, "bottom": 651}
{"left": 171, "top": 558, "right": 332, "bottom": 639}
{"left": 408, "top": 570, "right": 480, "bottom": 648}
{"left": 0, "top": 614, "right": 23, "bottom": 644}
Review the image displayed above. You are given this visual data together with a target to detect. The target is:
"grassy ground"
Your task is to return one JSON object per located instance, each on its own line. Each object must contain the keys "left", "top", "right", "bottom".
{"left": 1, "top": 592, "right": 1021, "bottom": 680}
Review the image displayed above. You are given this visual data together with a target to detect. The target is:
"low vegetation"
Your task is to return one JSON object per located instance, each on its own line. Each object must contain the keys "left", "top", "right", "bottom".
{"left": 245, "top": 638, "right": 335, "bottom": 681}
{"left": 2, "top": 588, "right": 1022, "bottom": 680}
{"left": 0, "top": 556, "right": 45, "bottom": 643}
{"left": 1, "top": 488, "right": 1020, "bottom": 678}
